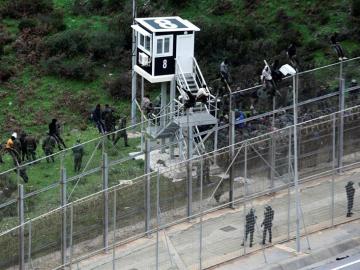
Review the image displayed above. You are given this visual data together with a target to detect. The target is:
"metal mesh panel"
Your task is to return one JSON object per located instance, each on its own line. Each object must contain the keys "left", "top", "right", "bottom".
{"left": 30, "top": 210, "right": 62, "bottom": 269}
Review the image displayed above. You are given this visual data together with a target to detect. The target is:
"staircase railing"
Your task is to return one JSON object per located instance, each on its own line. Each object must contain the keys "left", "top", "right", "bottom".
{"left": 192, "top": 57, "right": 217, "bottom": 114}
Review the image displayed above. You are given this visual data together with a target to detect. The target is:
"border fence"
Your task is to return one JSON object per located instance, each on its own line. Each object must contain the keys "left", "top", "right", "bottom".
{"left": 1, "top": 57, "right": 360, "bottom": 269}
{"left": 1, "top": 106, "right": 360, "bottom": 269}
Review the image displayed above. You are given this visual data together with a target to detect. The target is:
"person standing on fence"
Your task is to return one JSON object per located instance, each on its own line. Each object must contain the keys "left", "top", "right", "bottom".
{"left": 220, "top": 59, "right": 230, "bottom": 84}
{"left": 42, "top": 134, "right": 56, "bottom": 163}
{"left": 345, "top": 181, "right": 355, "bottom": 217}
{"left": 72, "top": 139, "right": 84, "bottom": 173}
{"left": 330, "top": 33, "right": 347, "bottom": 61}
{"left": 261, "top": 205, "right": 274, "bottom": 245}
{"left": 242, "top": 208, "right": 257, "bottom": 247}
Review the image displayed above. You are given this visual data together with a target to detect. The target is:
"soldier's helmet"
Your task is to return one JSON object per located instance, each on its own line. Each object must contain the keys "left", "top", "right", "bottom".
{"left": 347, "top": 181, "right": 354, "bottom": 186}
{"left": 265, "top": 205, "right": 272, "bottom": 210}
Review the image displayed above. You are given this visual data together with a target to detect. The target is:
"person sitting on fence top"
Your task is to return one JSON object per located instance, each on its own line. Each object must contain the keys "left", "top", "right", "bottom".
{"left": 287, "top": 43, "right": 299, "bottom": 68}
{"left": 271, "top": 59, "right": 282, "bottom": 84}
{"left": 220, "top": 59, "right": 230, "bottom": 84}
{"left": 196, "top": 84, "right": 210, "bottom": 105}
{"left": 261, "top": 62, "right": 276, "bottom": 94}
{"left": 330, "top": 33, "right": 347, "bottom": 61}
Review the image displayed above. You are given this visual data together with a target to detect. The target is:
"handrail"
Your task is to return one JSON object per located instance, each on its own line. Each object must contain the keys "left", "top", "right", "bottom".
{"left": 175, "top": 59, "right": 192, "bottom": 96}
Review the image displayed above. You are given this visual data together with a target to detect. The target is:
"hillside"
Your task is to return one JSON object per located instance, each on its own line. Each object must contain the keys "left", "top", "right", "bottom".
{"left": 0, "top": 0, "right": 360, "bottom": 139}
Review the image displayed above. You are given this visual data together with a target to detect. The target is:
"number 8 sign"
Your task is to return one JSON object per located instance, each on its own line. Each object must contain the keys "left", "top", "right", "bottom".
{"left": 154, "top": 19, "right": 178, "bottom": 29}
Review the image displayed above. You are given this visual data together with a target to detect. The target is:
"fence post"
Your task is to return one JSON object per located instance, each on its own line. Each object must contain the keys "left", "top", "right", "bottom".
{"left": 145, "top": 138, "right": 151, "bottom": 233}
{"left": 331, "top": 114, "right": 336, "bottom": 226}
{"left": 61, "top": 167, "right": 67, "bottom": 268}
{"left": 18, "top": 184, "right": 25, "bottom": 270}
{"left": 287, "top": 128, "right": 292, "bottom": 240}
{"left": 338, "top": 78, "right": 345, "bottom": 173}
{"left": 293, "top": 74, "right": 301, "bottom": 253}
{"left": 270, "top": 96, "right": 276, "bottom": 190}
{"left": 102, "top": 152, "right": 109, "bottom": 252}
{"left": 187, "top": 112, "right": 193, "bottom": 218}
{"left": 161, "top": 82, "right": 167, "bottom": 153}
{"left": 156, "top": 169, "right": 160, "bottom": 270}
{"left": 229, "top": 111, "right": 235, "bottom": 208}
{"left": 199, "top": 158, "right": 204, "bottom": 269}
{"left": 112, "top": 189, "right": 117, "bottom": 270}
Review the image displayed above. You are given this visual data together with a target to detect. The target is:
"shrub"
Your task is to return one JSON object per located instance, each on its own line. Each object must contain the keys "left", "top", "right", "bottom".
{"left": 87, "top": 31, "right": 123, "bottom": 60}
{"left": 104, "top": 72, "right": 132, "bottom": 100}
{"left": 43, "top": 30, "right": 87, "bottom": 57}
{"left": 37, "top": 10, "right": 66, "bottom": 33}
{"left": 0, "top": 0, "right": 53, "bottom": 18}
{"left": 41, "top": 56, "right": 96, "bottom": 81}
{"left": 18, "top": 18, "right": 38, "bottom": 31}
{"left": 352, "top": 0, "right": 360, "bottom": 17}
{"left": 211, "top": 0, "right": 233, "bottom": 16}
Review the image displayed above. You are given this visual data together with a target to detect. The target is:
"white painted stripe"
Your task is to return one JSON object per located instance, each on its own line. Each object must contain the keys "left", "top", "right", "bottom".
{"left": 331, "top": 258, "right": 360, "bottom": 270}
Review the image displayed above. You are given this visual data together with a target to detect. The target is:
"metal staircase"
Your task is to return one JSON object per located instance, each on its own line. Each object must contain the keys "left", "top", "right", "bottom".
{"left": 146, "top": 57, "right": 218, "bottom": 158}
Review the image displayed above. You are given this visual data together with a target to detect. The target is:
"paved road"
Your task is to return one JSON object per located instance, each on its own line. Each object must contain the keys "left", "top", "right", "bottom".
{"left": 314, "top": 253, "right": 360, "bottom": 270}
{"left": 75, "top": 168, "right": 360, "bottom": 270}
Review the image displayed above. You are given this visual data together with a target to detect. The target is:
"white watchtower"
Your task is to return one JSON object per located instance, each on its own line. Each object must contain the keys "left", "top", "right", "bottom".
{"left": 131, "top": 16, "right": 218, "bottom": 159}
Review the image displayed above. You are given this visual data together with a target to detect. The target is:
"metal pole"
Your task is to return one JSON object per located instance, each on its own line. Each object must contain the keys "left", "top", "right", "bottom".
{"left": 69, "top": 204, "right": 74, "bottom": 270}
{"left": 61, "top": 167, "right": 67, "bottom": 268}
{"left": 112, "top": 190, "right": 117, "bottom": 270}
{"left": 161, "top": 82, "right": 167, "bottom": 153}
{"left": 187, "top": 111, "right": 193, "bottom": 218}
{"left": 243, "top": 142, "right": 247, "bottom": 255}
{"left": 293, "top": 75, "right": 301, "bottom": 253}
{"left": 145, "top": 138, "right": 151, "bottom": 233}
{"left": 131, "top": 0, "right": 137, "bottom": 127}
{"left": 102, "top": 153, "right": 109, "bottom": 252}
{"left": 270, "top": 96, "right": 276, "bottom": 190}
{"left": 141, "top": 77, "right": 145, "bottom": 152}
{"left": 28, "top": 221, "right": 32, "bottom": 269}
{"left": 229, "top": 111, "right": 235, "bottom": 208}
{"left": 170, "top": 78, "right": 176, "bottom": 159}
{"left": 331, "top": 114, "right": 336, "bottom": 226}
{"left": 338, "top": 77, "right": 345, "bottom": 172}
{"left": 287, "top": 128, "right": 291, "bottom": 240}
{"left": 18, "top": 184, "right": 25, "bottom": 270}
{"left": 156, "top": 170, "right": 160, "bottom": 270}
{"left": 199, "top": 158, "right": 204, "bottom": 269}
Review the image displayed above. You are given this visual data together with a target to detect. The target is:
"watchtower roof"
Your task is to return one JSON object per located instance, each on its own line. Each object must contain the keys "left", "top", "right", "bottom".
{"left": 134, "top": 16, "right": 200, "bottom": 33}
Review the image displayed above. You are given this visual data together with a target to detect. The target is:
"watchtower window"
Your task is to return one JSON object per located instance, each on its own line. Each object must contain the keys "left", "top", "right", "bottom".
{"left": 138, "top": 31, "right": 151, "bottom": 54}
{"left": 155, "top": 35, "right": 173, "bottom": 57}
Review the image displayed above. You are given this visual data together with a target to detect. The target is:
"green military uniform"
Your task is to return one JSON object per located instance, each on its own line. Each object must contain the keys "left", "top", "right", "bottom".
{"left": 25, "top": 136, "right": 37, "bottom": 161}
{"left": 42, "top": 135, "right": 56, "bottom": 163}
{"left": 114, "top": 117, "right": 129, "bottom": 147}
{"left": 72, "top": 140, "right": 84, "bottom": 173}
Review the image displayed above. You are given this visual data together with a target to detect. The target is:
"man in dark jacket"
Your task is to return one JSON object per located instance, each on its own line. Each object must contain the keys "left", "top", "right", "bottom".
{"left": 345, "top": 181, "right": 355, "bottom": 217}
{"left": 242, "top": 208, "right": 257, "bottom": 247}
{"left": 261, "top": 205, "right": 274, "bottom": 245}
{"left": 92, "top": 104, "right": 106, "bottom": 134}
{"left": 49, "top": 119, "right": 66, "bottom": 150}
